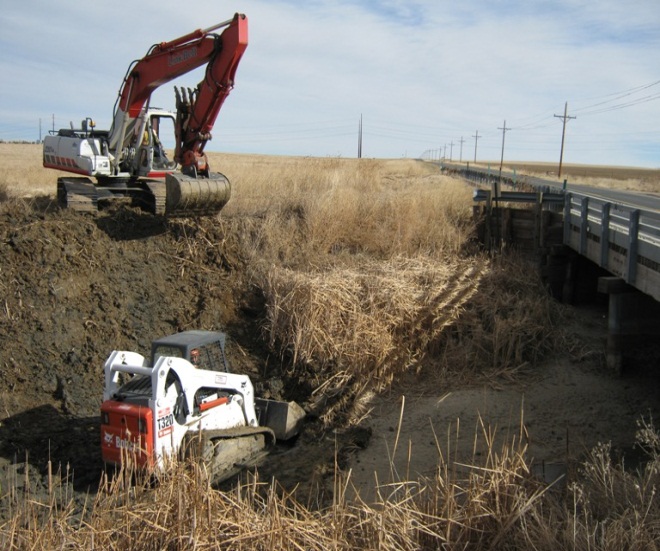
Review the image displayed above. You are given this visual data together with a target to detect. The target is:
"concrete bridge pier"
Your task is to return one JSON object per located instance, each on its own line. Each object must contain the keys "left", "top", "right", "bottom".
{"left": 598, "top": 276, "right": 660, "bottom": 375}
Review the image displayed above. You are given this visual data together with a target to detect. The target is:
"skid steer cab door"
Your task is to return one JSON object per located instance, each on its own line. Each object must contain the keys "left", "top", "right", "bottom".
{"left": 150, "top": 366, "right": 195, "bottom": 466}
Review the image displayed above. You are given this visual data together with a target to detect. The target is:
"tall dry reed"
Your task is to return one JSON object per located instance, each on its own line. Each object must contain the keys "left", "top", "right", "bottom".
{"left": 218, "top": 154, "right": 475, "bottom": 265}
{"left": 3, "top": 416, "right": 658, "bottom": 550}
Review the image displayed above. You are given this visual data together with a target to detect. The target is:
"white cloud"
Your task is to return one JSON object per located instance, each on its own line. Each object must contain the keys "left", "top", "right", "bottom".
{"left": 1, "top": 0, "right": 658, "bottom": 166}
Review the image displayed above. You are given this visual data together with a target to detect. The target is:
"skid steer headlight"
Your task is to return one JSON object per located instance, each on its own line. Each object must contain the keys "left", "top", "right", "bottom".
{"left": 138, "top": 418, "right": 148, "bottom": 434}
{"left": 101, "top": 412, "right": 110, "bottom": 425}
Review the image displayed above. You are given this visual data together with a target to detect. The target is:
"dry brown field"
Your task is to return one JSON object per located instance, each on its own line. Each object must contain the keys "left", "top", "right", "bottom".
{"left": 473, "top": 159, "right": 660, "bottom": 192}
{"left": 1, "top": 143, "right": 659, "bottom": 549}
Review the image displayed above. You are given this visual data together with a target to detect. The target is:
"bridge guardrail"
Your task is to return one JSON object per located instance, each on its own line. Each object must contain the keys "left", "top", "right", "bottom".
{"left": 443, "top": 161, "right": 660, "bottom": 301}
{"left": 564, "top": 192, "right": 660, "bottom": 292}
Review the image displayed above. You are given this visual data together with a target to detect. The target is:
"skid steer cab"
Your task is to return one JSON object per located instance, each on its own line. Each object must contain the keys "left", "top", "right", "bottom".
{"left": 100, "top": 330, "right": 305, "bottom": 484}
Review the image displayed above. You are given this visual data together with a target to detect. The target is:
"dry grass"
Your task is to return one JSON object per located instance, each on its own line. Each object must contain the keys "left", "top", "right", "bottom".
{"left": 0, "top": 143, "right": 69, "bottom": 198}
{"left": 3, "top": 144, "right": 654, "bottom": 549}
{"left": 264, "top": 256, "right": 486, "bottom": 426}
{"left": 437, "top": 254, "right": 572, "bottom": 383}
{"left": 2, "top": 416, "right": 658, "bottom": 549}
{"left": 218, "top": 153, "right": 474, "bottom": 264}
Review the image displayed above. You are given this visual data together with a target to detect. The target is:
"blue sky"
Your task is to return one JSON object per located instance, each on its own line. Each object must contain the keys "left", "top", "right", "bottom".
{"left": 1, "top": 0, "right": 659, "bottom": 167}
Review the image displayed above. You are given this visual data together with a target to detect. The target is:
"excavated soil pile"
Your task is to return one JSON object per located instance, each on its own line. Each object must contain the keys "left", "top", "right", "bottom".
{"left": 0, "top": 199, "right": 287, "bottom": 493}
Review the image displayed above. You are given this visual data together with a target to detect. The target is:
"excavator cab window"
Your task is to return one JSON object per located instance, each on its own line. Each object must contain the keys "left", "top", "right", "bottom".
{"left": 149, "top": 115, "right": 176, "bottom": 170}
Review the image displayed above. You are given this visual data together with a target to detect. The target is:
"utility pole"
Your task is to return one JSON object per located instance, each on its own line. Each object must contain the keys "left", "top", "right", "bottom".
{"left": 443, "top": 143, "right": 447, "bottom": 159}
{"left": 493, "top": 120, "right": 511, "bottom": 249}
{"left": 554, "top": 102, "right": 575, "bottom": 179}
{"left": 472, "top": 130, "right": 481, "bottom": 162}
{"left": 52, "top": 113, "right": 55, "bottom": 133}
{"left": 39, "top": 118, "right": 42, "bottom": 143}
{"left": 458, "top": 136, "right": 465, "bottom": 162}
{"left": 357, "top": 114, "right": 363, "bottom": 158}
{"left": 449, "top": 141, "right": 454, "bottom": 161}
{"left": 497, "top": 120, "right": 511, "bottom": 181}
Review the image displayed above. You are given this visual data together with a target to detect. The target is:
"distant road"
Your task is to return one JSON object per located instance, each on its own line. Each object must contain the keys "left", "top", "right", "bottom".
{"left": 566, "top": 184, "right": 660, "bottom": 215}
{"left": 441, "top": 161, "right": 660, "bottom": 218}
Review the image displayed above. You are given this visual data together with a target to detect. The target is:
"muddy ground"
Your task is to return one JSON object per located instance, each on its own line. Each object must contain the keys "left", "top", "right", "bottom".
{"left": 0, "top": 198, "right": 369, "bottom": 506}
{"left": 1, "top": 198, "right": 659, "bottom": 511}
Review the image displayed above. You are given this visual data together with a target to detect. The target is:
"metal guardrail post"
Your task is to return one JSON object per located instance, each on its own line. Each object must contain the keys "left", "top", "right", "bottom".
{"left": 600, "top": 203, "right": 611, "bottom": 268}
{"left": 580, "top": 197, "right": 589, "bottom": 255}
{"left": 627, "top": 209, "right": 640, "bottom": 284}
{"left": 563, "top": 193, "right": 572, "bottom": 245}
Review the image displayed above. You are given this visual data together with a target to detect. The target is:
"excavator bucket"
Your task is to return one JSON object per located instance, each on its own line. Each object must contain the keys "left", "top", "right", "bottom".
{"left": 165, "top": 171, "right": 231, "bottom": 217}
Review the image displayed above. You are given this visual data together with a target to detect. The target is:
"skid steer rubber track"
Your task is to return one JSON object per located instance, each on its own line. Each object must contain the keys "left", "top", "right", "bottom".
{"left": 164, "top": 171, "right": 231, "bottom": 217}
{"left": 182, "top": 426, "right": 275, "bottom": 485}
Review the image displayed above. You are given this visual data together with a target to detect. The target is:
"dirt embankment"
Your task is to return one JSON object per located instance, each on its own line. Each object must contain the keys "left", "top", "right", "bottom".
{"left": 0, "top": 200, "right": 285, "bottom": 491}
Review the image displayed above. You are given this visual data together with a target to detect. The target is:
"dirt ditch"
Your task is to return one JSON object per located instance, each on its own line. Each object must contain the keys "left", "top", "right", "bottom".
{"left": 1, "top": 198, "right": 659, "bottom": 512}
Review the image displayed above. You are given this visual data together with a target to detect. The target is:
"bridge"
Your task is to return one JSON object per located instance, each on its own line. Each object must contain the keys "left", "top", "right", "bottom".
{"left": 441, "top": 161, "right": 660, "bottom": 373}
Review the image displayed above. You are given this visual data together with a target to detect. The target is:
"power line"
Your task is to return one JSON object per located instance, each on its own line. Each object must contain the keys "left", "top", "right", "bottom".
{"left": 572, "top": 79, "right": 660, "bottom": 116}
{"left": 576, "top": 93, "right": 660, "bottom": 117}
{"left": 573, "top": 79, "right": 660, "bottom": 108}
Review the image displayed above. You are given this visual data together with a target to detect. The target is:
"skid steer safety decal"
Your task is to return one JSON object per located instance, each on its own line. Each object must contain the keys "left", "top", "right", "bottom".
{"left": 157, "top": 408, "right": 174, "bottom": 437}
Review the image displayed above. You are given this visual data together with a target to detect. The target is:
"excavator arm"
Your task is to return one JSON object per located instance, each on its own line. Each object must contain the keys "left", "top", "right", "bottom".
{"left": 110, "top": 13, "right": 248, "bottom": 176}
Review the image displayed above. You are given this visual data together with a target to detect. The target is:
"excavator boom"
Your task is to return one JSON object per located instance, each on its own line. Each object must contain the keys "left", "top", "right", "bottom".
{"left": 112, "top": 13, "right": 248, "bottom": 173}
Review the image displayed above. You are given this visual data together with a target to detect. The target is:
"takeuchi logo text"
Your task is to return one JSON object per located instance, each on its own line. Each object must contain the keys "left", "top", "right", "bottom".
{"left": 169, "top": 47, "right": 198, "bottom": 66}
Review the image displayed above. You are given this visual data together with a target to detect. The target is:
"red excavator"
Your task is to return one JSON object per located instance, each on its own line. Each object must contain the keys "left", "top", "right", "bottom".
{"left": 43, "top": 13, "right": 247, "bottom": 217}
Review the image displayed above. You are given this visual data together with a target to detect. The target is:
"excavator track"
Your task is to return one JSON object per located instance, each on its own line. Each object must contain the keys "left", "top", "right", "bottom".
{"left": 182, "top": 425, "right": 276, "bottom": 485}
{"left": 57, "top": 177, "right": 101, "bottom": 213}
{"left": 57, "top": 173, "right": 231, "bottom": 218}
{"left": 141, "top": 180, "right": 167, "bottom": 216}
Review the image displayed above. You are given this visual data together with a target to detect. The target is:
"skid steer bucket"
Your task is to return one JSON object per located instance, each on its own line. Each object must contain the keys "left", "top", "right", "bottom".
{"left": 165, "top": 171, "right": 231, "bottom": 217}
{"left": 255, "top": 399, "right": 306, "bottom": 441}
